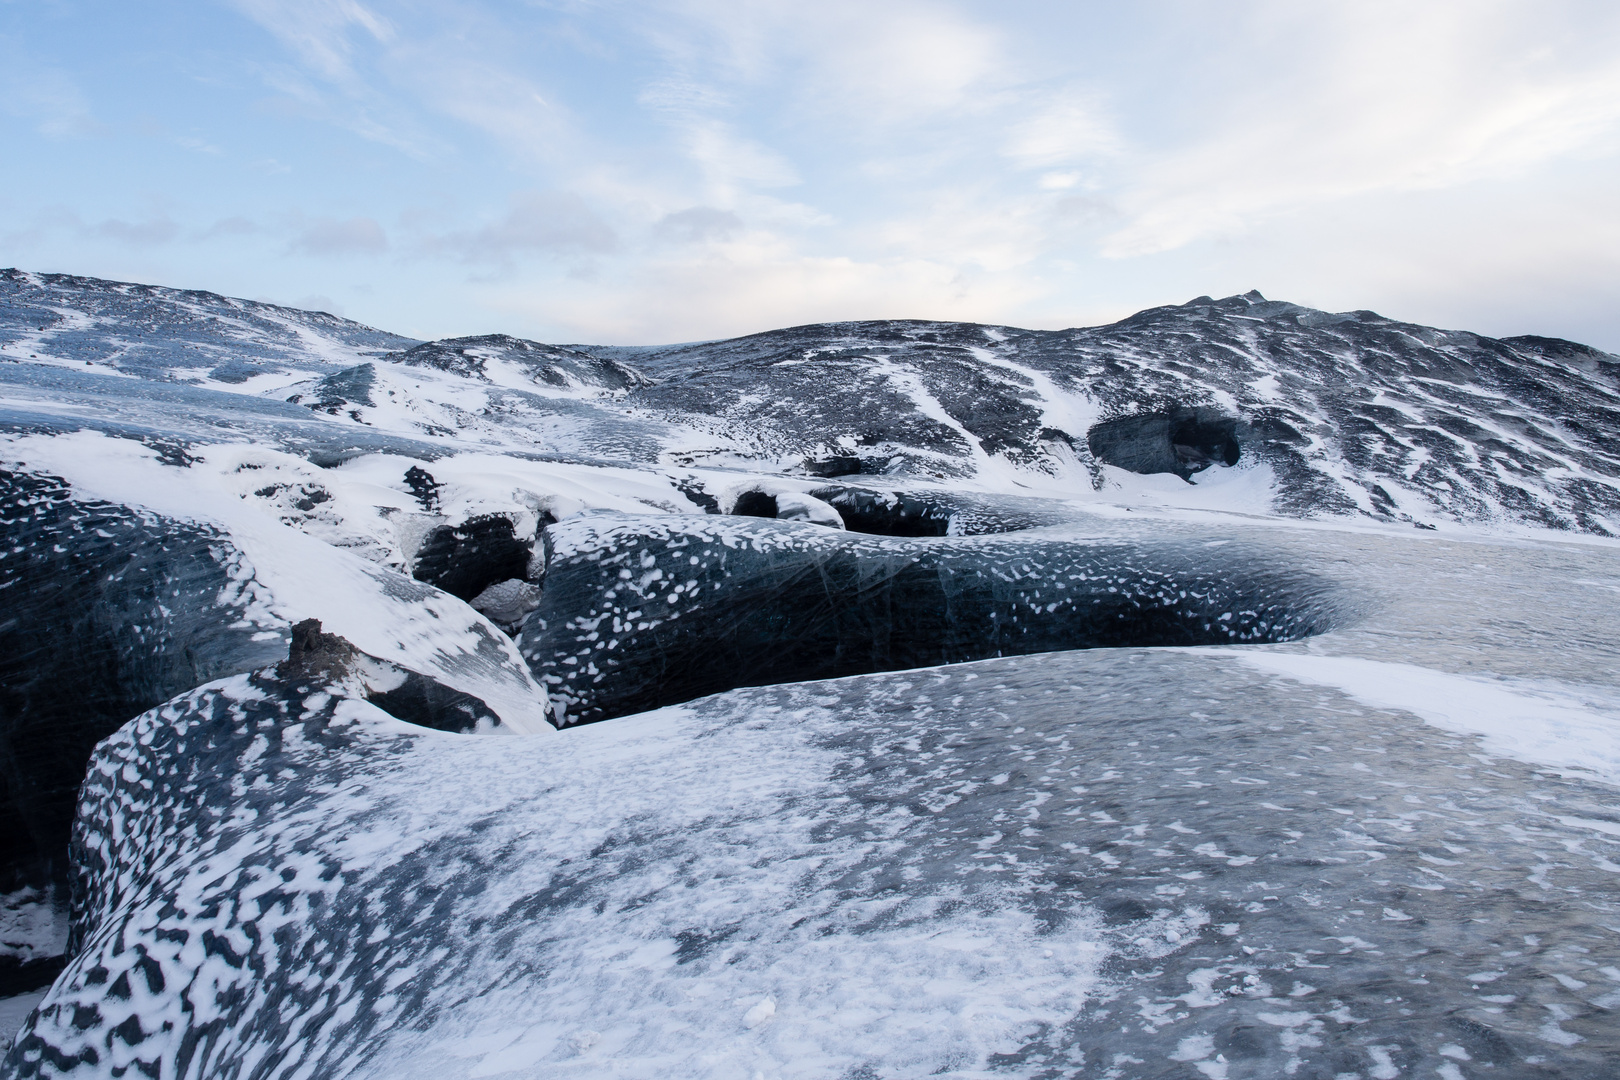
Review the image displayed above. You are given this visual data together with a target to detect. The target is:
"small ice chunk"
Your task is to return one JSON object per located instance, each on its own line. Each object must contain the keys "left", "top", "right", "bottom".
{"left": 743, "top": 998, "right": 776, "bottom": 1029}
{"left": 470, "top": 578, "right": 542, "bottom": 626}
{"left": 1169, "top": 1034, "right": 1215, "bottom": 1062}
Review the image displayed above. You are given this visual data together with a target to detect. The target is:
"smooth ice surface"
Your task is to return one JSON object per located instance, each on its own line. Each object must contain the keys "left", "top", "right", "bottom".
{"left": 9, "top": 515, "right": 1620, "bottom": 1078}
{"left": 5, "top": 274, "right": 1620, "bottom": 1078}
{"left": 523, "top": 513, "right": 1342, "bottom": 725}
{"left": 1222, "top": 652, "right": 1620, "bottom": 789}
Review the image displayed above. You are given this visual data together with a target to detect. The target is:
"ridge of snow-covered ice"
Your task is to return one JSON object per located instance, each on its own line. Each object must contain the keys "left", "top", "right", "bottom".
{"left": 8, "top": 269, "right": 1619, "bottom": 535}
{"left": 3, "top": 270, "right": 1620, "bottom": 1077}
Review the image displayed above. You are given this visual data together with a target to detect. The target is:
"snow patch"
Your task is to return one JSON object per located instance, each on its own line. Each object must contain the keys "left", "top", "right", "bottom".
{"left": 1224, "top": 651, "right": 1620, "bottom": 787}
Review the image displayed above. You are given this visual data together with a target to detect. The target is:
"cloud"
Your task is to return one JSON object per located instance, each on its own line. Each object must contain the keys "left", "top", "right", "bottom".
{"left": 294, "top": 293, "right": 345, "bottom": 315}
{"left": 0, "top": 43, "right": 103, "bottom": 138}
{"left": 643, "top": 0, "right": 1007, "bottom": 129}
{"left": 1096, "top": 2, "right": 1620, "bottom": 257}
{"left": 11, "top": 0, "right": 1620, "bottom": 351}
{"left": 231, "top": 1, "right": 578, "bottom": 167}
{"left": 683, "top": 122, "right": 799, "bottom": 191}
{"left": 617, "top": 0, "right": 1017, "bottom": 230}
{"left": 790, "top": 2, "right": 1006, "bottom": 126}
{"left": 251, "top": 60, "right": 438, "bottom": 158}
{"left": 1003, "top": 94, "right": 1118, "bottom": 170}
{"left": 654, "top": 207, "right": 742, "bottom": 243}
{"left": 135, "top": 117, "right": 226, "bottom": 156}
{"left": 172, "top": 135, "right": 225, "bottom": 156}
{"left": 6, "top": 205, "right": 242, "bottom": 254}
{"left": 384, "top": 43, "right": 576, "bottom": 167}
{"left": 290, "top": 215, "right": 388, "bottom": 255}
{"left": 227, "top": 0, "right": 393, "bottom": 82}
{"left": 230, "top": 2, "right": 445, "bottom": 160}
{"left": 484, "top": 243, "right": 1041, "bottom": 344}
{"left": 425, "top": 191, "right": 619, "bottom": 266}
{"left": 93, "top": 214, "right": 180, "bottom": 246}
{"left": 198, "top": 216, "right": 260, "bottom": 240}
{"left": 0, "top": 205, "right": 84, "bottom": 250}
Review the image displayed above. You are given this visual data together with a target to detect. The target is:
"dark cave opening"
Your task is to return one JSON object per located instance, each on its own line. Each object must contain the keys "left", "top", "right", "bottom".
{"left": 1170, "top": 415, "right": 1242, "bottom": 472}
{"left": 281, "top": 618, "right": 500, "bottom": 734}
{"left": 808, "top": 487, "right": 953, "bottom": 536}
{"left": 803, "top": 453, "right": 864, "bottom": 478}
{"left": 412, "top": 515, "right": 535, "bottom": 601}
{"left": 366, "top": 677, "right": 500, "bottom": 734}
{"left": 730, "top": 490, "right": 780, "bottom": 518}
{"left": 1088, "top": 407, "right": 1244, "bottom": 482}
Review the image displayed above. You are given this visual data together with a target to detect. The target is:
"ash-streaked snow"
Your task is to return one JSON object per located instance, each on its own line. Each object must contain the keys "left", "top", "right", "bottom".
{"left": 4, "top": 431, "right": 551, "bottom": 734}
{"left": 3, "top": 270, "right": 1620, "bottom": 1077}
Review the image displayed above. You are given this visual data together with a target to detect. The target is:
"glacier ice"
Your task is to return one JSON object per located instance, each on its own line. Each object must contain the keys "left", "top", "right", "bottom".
{"left": 520, "top": 514, "right": 1342, "bottom": 726}
{"left": 2, "top": 268, "right": 1620, "bottom": 1077}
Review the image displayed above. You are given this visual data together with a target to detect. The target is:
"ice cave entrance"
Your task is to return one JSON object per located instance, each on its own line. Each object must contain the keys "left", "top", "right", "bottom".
{"left": 1087, "top": 407, "right": 1242, "bottom": 482}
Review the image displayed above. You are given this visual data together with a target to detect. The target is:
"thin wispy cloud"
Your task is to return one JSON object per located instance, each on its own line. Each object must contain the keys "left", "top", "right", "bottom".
{"left": 1096, "top": 2, "right": 1620, "bottom": 256}
{"left": 198, "top": 216, "right": 259, "bottom": 240}
{"left": 1002, "top": 95, "right": 1119, "bottom": 172}
{"left": 2, "top": 1, "right": 1618, "bottom": 348}
{"left": 653, "top": 207, "right": 742, "bottom": 245}
{"left": 0, "top": 43, "right": 104, "bottom": 138}
{"left": 421, "top": 192, "right": 620, "bottom": 269}
{"left": 289, "top": 215, "right": 388, "bottom": 256}
{"left": 94, "top": 214, "right": 182, "bottom": 247}
{"left": 227, "top": 0, "right": 394, "bottom": 83}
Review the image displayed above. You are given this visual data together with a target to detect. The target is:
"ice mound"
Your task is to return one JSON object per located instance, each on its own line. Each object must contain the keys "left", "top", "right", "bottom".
{"left": 5, "top": 270, "right": 1620, "bottom": 1076}
{"left": 520, "top": 514, "right": 1342, "bottom": 725}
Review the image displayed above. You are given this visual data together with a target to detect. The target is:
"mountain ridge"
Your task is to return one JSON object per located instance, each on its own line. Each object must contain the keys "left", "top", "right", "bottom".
{"left": 4, "top": 268, "right": 1618, "bottom": 535}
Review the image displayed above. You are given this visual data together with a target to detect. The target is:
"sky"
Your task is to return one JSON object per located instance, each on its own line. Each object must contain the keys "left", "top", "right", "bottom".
{"left": 3, "top": 1, "right": 1620, "bottom": 349}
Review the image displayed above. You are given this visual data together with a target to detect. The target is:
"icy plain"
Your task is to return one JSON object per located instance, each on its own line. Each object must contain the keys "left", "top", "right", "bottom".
{"left": 2, "top": 269, "right": 1619, "bottom": 1078}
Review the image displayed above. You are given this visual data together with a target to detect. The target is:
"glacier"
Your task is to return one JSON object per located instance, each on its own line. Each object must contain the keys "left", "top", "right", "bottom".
{"left": 2, "top": 267, "right": 1619, "bottom": 1078}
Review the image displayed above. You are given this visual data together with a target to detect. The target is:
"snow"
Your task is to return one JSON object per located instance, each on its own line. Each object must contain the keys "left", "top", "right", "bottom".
{"left": 3, "top": 431, "right": 553, "bottom": 733}
{"left": 0, "top": 889, "right": 68, "bottom": 967}
{"left": 17, "top": 533, "right": 1620, "bottom": 1074}
{"left": 8, "top": 274, "right": 1620, "bottom": 1077}
{"left": 31, "top": 591, "right": 1620, "bottom": 1076}
{"left": 0, "top": 992, "right": 47, "bottom": 1051}
{"left": 25, "top": 677, "right": 1117, "bottom": 1078}
{"left": 1224, "top": 652, "right": 1620, "bottom": 788}
{"left": 714, "top": 478, "right": 845, "bottom": 527}
{"left": 868, "top": 352, "right": 999, "bottom": 474}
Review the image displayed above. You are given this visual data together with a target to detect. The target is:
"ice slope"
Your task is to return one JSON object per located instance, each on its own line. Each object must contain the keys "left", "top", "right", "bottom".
{"left": 612, "top": 297, "right": 1620, "bottom": 533}
{"left": 523, "top": 514, "right": 1343, "bottom": 725}
{"left": 276, "top": 357, "right": 677, "bottom": 462}
{"left": 8, "top": 270, "right": 1620, "bottom": 534}
{"left": 4, "top": 269, "right": 1620, "bottom": 1076}
{"left": 5, "top": 431, "right": 549, "bottom": 727}
{"left": 7, "top": 516, "right": 1620, "bottom": 1079}
{"left": 0, "top": 271, "right": 695, "bottom": 465}
{"left": 0, "top": 421, "right": 723, "bottom": 938}
{"left": 0, "top": 269, "right": 416, "bottom": 382}
{"left": 386, "top": 334, "right": 650, "bottom": 393}
{"left": 0, "top": 431, "right": 563, "bottom": 952}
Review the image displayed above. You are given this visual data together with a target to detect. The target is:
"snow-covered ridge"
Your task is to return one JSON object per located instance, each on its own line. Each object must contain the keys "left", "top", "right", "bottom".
{"left": 0, "top": 268, "right": 417, "bottom": 382}
{"left": 385, "top": 334, "right": 651, "bottom": 393}
{"left": 614, "top": 297, "right": 1620, "bottom": 533}
{"left": 5, "top": 269, "right": 1617, "bottom": 534}
{"left": 6, "top": 268, "right": 1620, "bottom": 1076}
